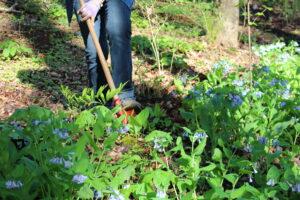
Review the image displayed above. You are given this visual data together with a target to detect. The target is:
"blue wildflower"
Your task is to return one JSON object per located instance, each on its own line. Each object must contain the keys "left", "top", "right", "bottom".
{"left": 295, "top": 106, "right": 300, "bottom": 111}
{"left": 156, "top": 189, "right": 167, "bottom": 198}
{"left": 194, "top": 90, "right": 201, "bottom": 95}
{"left": 258, "top": 136, "right": 268, "bottom": 145}
{"left": 266, "top": 179, "right": 275, "bottom": 186}
{"left": 72, "top": 174, "right": 87, "bottom": 184}
{"left": 205, "top": 88, "right": 213, "bottom": 96}
{"left": 153, "top": 138, "right": 167, "bottom": 152}
{"left": 278, "top": 53, "right": 290, "bottom": 62}
{"left": 242, "top": 88, "right": 250, "bottom": 97}
{"left": 280, "top": 102, "right": 287, "bottom": 108}
{"left": 50, "top": 157, "right": 64, "bottom": 165}
{"left": 123, "top": 184, "right": 130, "bottom": 189}
{"left": 183, "top": 132, "right": 189, "bottom": 137}
{"left": 249, "top": 175, "right": 253, "bottom": 183}
{"left": 94, "top": 190, "right": 102, "bottom": 199}
{"left": 253, "top": 91, "right": 263, "bottom": 98}
{"left": 52, "top": 128, "right": 69, "bottom": 139}
{"left": 194, "top": 132, "right": 208, "bottom": 143}
{"left": 275, "top": 146, "right": 283, "bottom": 152}
{"left": 272, "top": 139, "right": 279, "bottom": 147}
{"left": 179, "top": 76, "right": 187, "bottom": 85}
{"left": 43, "top": 120, "right": 51, "bottom": 125}
{"left": 280, "top": 80, "right": 288, "bottom": 87}
{"left": 32, "top": 120, "right": 41, "bottom": 126}
{"left": 117, "top": 125, "right": 129, "bottom": 134}
{"left": 229, "top": 94, "right": 243, "bottom": 106}
{"left": 262, "top": 66, "right": 271, "bottom": 73}
{"left": 5, "top": 180, "right": 23, "bottom": 189}
{"left": 243, "top": 145, "right": 253, "bottom": 153}
{"left": 64, "top": 161, "right": 74, "bottom": 168}
{"left": 253, "top": 81, "right": 259, "bottom": 88}
{"left": 269, "top": 78, "right": 279, "bottom": 86}
{"left": 232, "top": 80, "right": 244, "bottom": 87}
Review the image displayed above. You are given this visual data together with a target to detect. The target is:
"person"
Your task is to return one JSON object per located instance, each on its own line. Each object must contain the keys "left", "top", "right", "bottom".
{"left": 66, "top": 0, "right": 140, "bottom": 109}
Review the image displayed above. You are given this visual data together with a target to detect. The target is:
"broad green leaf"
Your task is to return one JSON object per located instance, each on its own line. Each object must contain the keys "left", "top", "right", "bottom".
{"left": 193, "top": 137, "right": 207, "bottom": 156}
{"left": 77, "top": 184, "right": 93, "bottom": 199}
{"left": 230, "top": 185, "right": 246, "bottom": 198}
{"left": 267, "top": 166, "right": 281, "bottom": 181}
{"left": 224, "top": 173, "right": 239, "bottom": 185}
{"left": 199, "top": 163, "right": 216, "bottom": 172}
{"left": 212, "top": 148, "right": 222, "bottom": 162}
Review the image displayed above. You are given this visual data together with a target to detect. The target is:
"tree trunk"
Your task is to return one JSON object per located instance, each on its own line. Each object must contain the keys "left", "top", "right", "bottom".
{"left": 216, "top": 0, "right": 239, "bottom": 47}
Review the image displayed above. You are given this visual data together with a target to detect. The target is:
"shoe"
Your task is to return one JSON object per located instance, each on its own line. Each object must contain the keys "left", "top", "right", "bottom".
{"left": 118, "top": 90, "right": 141, "bottom": 110}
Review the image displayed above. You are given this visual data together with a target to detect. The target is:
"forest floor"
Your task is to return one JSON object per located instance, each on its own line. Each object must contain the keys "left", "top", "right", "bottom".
{"left": 0, "top": 0, "right": 299, "bottom": 120}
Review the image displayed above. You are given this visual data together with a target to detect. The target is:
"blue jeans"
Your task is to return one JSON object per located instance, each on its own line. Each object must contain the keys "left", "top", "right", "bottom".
{"left": 75, "top": 0, "right": 133, "bottom": 96}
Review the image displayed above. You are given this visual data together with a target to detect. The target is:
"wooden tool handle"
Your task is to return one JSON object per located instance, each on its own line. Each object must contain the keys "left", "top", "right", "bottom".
{"left": 78, "top": 0, "right": 116, "bottom": 90}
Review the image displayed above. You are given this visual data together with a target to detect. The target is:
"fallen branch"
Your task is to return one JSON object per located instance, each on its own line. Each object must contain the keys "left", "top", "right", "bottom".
{"left": 0, "top": 2, "right": 21, "bottom": 13}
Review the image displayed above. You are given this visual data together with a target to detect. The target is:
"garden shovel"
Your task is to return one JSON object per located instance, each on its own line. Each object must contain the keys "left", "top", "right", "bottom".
{"left": 78, "top": 0, "right": 135, "bottom": 124}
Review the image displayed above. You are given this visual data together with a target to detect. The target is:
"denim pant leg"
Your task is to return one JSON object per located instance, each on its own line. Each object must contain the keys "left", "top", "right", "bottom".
{"left": 75, "top": 1, "right": 109, "bottom": 95}
{"left": 104, "top": 0, "right": 133, "bottom": 93}
{"left": 74, "top": 0, "right": 133, "bottom": 97}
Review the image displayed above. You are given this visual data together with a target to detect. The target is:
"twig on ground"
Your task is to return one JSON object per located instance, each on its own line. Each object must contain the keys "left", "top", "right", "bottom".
{"left": 0, "top": 2, "right": 21, "bottom": 13}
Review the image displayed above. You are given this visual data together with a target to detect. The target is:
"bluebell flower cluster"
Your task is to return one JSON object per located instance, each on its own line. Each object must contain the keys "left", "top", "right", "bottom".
{"left": 179, "top": 76, "right": 187, "bottom": 85}
{"left": 72, "top": 174, "right": 87, "bottom": 184}
{"left": 253, "top": 91, "right": 263, "bottom": 98}
{"left": 253, "top": 42, "right": 285, "bottom": 57}
{"left": 5, "top": 180, "right": 23, "bottom": 189}
{"left": 212, "top": 60, "right": 231, "bottom": 74}
{"left": 258, "top": 136, "right": 268, "bottom": 145}
{"left": 232, "top": 80, "right": 244, "bottom": 87}
{"left": 241, "top": 88, "right": 250, "bottom": 97}
{"left": 262, "top": 66, "right": 271, "bottom": 73}
{"left": 53, "top": 128, "right": 69, "bottom": 139}
{"left": 10, "top": 121, "right": 23, "bottom": 130}
{"left": 31, "top": 120, "right": 51, "bottom": 126}
{"left": 229, "top": 94, "right": 243, "bottom": 106}
{"left": 280, "top": 101, "right": 286, "bottom": 108}
{"left": 266, "top": 178, "right": 275, "bottom": 186}
{"left": 153, "top": 138, "right": 167, "bottom": 152}
{"left": 194, "top": 132, "right": 208, "bottom": 143}
{"left": 278, "top": 53, "right": 291, "bottom": 63}
{"left": 117, "top": 125, "right": 129, "bottom": 134}
{"left": 205, "top": 88, "right": 213, "bottom": 96}
{"left": 50, "top": 157, "right": 74, "bottom": 168}
{"left": 287, "top": 182, "right": 300, "bottom": 193}
{"left": 156, "top": 189, "right": 167, "bottom": 198}
{"left": 243, "top": 144, "right": 253, "bottom": 153}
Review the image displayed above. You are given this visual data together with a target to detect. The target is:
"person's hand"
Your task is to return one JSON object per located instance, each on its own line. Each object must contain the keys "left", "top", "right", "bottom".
{"left": 78, "top": 0, "right": 103, "bottom": 21}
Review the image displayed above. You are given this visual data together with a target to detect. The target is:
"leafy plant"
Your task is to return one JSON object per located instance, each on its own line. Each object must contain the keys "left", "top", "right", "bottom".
{"left": 0, "top": 40, "right": 32, "bottom": 60}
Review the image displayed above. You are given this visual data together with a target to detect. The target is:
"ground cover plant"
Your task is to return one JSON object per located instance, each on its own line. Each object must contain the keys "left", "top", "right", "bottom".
{"left": 1, "top": 41, "right": 299, "bottom": 199}
{"left": 0, "top": 0, "right": 300, "bottom": 199}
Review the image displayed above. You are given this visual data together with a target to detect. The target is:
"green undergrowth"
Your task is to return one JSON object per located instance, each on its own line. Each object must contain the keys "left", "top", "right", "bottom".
{"left": 1, "top": 41, "right": 299, "bottom": 199}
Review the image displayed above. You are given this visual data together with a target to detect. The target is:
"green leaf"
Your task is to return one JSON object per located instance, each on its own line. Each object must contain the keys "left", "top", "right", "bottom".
{"left": 230, "top": 185, "right": 246, "bottom": 198}
{"left": 3, "top": 48, "right": 10, "bottom": 58}
{"left": 10, "top": 46, "right": 17, "bottom": 57}
{"left": 224, "top": 173, "right": 239, "bottom": 185}
{"left": 199, "top": 163, "right": 217, "bottom": 172}
{"left": 77, "top": 184, "right": 93, "bottom": 199}
{"left": 267, "top": 166, "right": 281, "bottom": 181}
{"left": 75, "top": 110, "right": 95, "bottom": 129}
{"left": 212, "top": 148, "right": 222, "bottom": 162}
{"left": 103, "top": 132, "right": 118, "bottom": 150}
{"left": 193, "top": 137, "right": 207, "bottom": 156}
